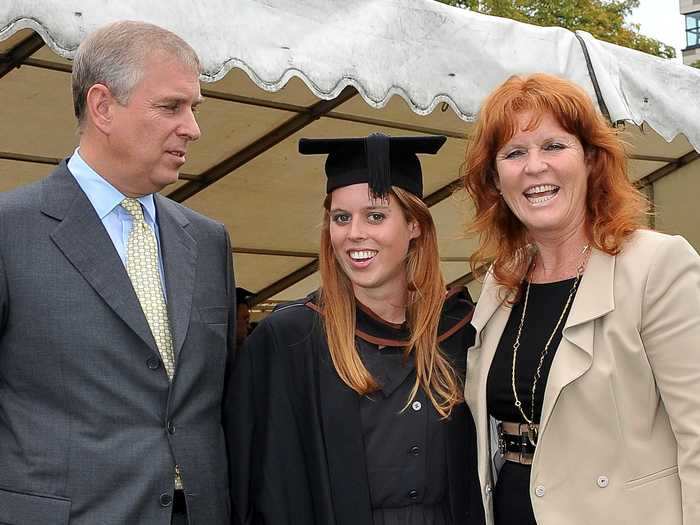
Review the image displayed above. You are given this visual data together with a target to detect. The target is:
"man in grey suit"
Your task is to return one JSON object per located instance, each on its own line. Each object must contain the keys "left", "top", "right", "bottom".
{"left": 0, "top": 21, "right": 235, "bottom": 525}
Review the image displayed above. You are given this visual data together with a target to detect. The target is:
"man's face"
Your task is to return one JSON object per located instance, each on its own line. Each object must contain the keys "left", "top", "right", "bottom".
{"left": 236, "top": 303, "right": 250, "bottom": 345}
{"left": 108, "top": 51, "right": 202, "bottom": 196}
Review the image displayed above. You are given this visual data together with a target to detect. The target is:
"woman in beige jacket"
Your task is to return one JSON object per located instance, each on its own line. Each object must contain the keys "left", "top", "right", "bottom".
{"left": 462, "top": 73, "right": 700, "bottom": 525}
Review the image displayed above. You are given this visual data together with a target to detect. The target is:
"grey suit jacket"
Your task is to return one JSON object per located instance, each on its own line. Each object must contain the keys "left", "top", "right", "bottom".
{"left": 0, "top": 162, "right": 236, "bottom": 525}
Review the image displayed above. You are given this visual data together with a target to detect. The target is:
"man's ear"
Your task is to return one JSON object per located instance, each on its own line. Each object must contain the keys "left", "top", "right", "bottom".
{"left": 409, "top": 220, "right": 421, "bottom": 240}
{"left": 85, "top": 84, "right": 117, "bottom": 134}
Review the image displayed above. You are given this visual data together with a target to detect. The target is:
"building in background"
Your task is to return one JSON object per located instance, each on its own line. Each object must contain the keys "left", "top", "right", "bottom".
{"left": 681, "top": 0, "right": 700, "bottom": 65}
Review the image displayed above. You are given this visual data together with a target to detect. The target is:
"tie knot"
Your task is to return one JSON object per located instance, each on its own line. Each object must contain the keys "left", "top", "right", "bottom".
{"left": 121, "top": 198, "right": 145, "bottom": 223}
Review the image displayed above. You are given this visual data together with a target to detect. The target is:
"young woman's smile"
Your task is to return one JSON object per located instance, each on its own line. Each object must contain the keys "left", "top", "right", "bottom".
{"left": 329, "top": 183, "right": 420, "bottom": 303}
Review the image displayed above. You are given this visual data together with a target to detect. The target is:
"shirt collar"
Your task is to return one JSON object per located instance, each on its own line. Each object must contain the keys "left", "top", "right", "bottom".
{"left": 67, "top": 148, "right": 157, "bottom": 223}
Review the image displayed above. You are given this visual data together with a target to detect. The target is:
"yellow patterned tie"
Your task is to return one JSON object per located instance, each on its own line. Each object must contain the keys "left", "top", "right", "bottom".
{"left": 122, "top": 198, "right": 182, "bottom": 489}
{"left": 121, "top": 198, "right": 175, "bottom": 379}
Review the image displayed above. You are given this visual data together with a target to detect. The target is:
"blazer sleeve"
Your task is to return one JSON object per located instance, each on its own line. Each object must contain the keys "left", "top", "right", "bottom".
{"left": 640, "top": 234, "right": 700, "bottom": 522}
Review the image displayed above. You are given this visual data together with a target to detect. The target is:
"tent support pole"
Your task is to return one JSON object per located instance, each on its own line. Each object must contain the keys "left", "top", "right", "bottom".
{"left": 574, "top": 32, "right": 612, "bottom": 123}
{"left": 0, "top": 32, "right": 44, "bottom": 79}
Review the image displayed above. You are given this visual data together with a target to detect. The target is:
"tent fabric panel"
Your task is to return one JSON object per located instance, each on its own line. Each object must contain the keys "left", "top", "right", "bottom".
{"left": 628, "top": 159, "right": 669, "bottom": 184}
{"left": 653, "top": 158, "right": 700, "bottom": 250}
{"left": 0, "top": 65, "right": 77, "bottom": 159}
{"left": 179, "top": 98, "right": 298, "bottom": 174}
{"left": 233, "top": 254, "right": 317, "bottom": 294}
{"left": 268, "top": 271, "right": 321, "bottom": 303}
{"left": 580, "top": 31, "right": 700, "bottom": 152}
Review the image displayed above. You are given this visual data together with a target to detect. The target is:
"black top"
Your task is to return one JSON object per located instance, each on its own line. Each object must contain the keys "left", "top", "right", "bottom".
{"left": 228, "top": 287, "right": 484, "bottom": 525}
{"left": 355, "top": 300, "right": 457, "bottom": 523}
{"left": 486, "top": 279, "right": 578, "bottom": 525}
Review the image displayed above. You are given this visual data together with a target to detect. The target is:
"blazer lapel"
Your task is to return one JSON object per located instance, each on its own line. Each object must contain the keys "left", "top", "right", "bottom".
{"left": 539, "top": 248, "right": 616, "bottom": 433}
{"left": 469, "top": 270, "right": 506, "bottom": 351}
{"left": 154, "top": 195, "right": 197, "bottom": 361}
{"left": 465, "top": 272, "right": 512, "bottom": 493}
{"left": 319, "top": 356, "right": 373, "bottom": 525}
{"left": 43, "top": 164, "right": 157, "bottom": 352}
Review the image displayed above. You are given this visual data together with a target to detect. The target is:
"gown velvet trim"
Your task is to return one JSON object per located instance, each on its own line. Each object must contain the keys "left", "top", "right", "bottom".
{"left": 304, "top": 286, "right": 475, "bottom": 347}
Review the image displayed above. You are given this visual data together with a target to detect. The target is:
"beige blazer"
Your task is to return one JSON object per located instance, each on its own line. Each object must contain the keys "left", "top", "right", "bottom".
{"left": 465, "top": 230, "right": 700, "bottom": 525}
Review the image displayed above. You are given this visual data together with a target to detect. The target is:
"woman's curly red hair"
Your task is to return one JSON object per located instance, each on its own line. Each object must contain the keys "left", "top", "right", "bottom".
{"left": 463, "top": 73, "right": 649, "bottom": 295}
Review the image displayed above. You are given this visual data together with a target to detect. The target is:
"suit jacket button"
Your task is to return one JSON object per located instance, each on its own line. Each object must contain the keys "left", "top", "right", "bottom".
{"left": 159, "top": 493, "right": 173, "bottom": 507}
{"left": 411, "top": 401, "right": 422, "bottom": 411}
{"left": 596, "top": 476, "right": 609, "bottom": 488}
{"left": 408, "top": 489, "right": 419, "bottom": 500}
{"left": 147, "top": 356, "right": 161, "bottom": 370}
{"left": 167, "top": 421, "right": 176, "bottom": 434}
{"left": 535, "top": 485, "right": 545, "bottom": 497}
{"left": 409, "top": 445, "right": 421, "bottom": 456}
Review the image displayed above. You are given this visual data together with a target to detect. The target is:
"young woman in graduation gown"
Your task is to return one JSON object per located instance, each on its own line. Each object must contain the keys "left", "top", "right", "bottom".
{"left": 228, "top": 133, "right": 484, "bottom": 525}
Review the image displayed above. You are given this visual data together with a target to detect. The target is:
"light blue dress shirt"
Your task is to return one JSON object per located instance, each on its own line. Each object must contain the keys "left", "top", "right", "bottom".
{"left": 67, "top": 149, "right": 167, "bottom": 294}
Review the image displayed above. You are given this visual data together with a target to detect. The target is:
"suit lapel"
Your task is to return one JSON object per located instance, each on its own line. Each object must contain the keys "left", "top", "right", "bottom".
{"left": 43, "top": 163, "right": 157, "bottom": 352}
{"left": 318, "top": 355, "right": 373, "bottom": 525}
{"left": 154, "top": 195, "right": 197, "bottom": 361}
{"left": 539, "top": 248, "right": 615, "bottom": 433}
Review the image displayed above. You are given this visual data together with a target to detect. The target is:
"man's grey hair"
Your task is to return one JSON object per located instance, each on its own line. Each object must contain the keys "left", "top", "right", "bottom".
{"left": 72, "top": 20, "right": 201, "bottom": 127}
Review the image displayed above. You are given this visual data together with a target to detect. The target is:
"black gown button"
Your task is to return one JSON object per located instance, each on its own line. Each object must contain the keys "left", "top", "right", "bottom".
{"left": 159, "top": 493, "right": 173, "bottom": 507}
{"left": 146, "top": 356, "right": 161, "bottom": 370}
{"left": 167, "top": 420, "right": 176, "bottom": 434}
{"left": 408, "top": 489, "right": 419, "bottom": 500}
{"left": 409, "top": 445, "right": 421, "bottom": 456}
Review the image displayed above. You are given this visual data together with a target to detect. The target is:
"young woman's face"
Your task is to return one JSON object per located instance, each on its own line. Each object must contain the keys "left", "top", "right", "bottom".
{"left": 329, "top": 183, "right": 420, "bottom": 300}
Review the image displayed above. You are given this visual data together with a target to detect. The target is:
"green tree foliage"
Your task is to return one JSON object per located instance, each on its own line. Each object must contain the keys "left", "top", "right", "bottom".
{"left": 438, "top": 0, "right": 676, "bottom": 59}
{"left": 691, "top": 60, "right": 700, "bottom": 69}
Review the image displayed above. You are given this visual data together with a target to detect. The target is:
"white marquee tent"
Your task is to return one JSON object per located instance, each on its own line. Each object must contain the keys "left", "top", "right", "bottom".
{"left": 1, "top": 0, "right": 699, "bottom": 313}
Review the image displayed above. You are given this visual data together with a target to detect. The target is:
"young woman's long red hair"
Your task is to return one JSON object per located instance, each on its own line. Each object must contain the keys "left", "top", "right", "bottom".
{"left": 463, "top": 73, "right": 649, "bottom": 296}
{"left": 318, "top": 187, "right": 462, "bottom": 418}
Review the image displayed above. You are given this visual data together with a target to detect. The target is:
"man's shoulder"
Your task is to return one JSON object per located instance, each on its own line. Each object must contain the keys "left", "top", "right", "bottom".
{"left": 155, "top": 194, "right": 225, "bottom": 232}
{"left": 0, "top": 171, "right": 56, "bottom": 215}
{"left": 0, "top": 161, "right": 77, "bottom": 216}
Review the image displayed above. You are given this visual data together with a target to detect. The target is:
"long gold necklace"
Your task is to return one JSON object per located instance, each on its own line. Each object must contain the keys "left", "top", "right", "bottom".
{"left": 511, "top": 244, "right": 591, "bottom": 446}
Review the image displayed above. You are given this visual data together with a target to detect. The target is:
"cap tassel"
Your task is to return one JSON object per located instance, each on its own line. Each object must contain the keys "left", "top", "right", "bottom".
{"left": 365, "top": 133, "right": 392, "bottom": 199}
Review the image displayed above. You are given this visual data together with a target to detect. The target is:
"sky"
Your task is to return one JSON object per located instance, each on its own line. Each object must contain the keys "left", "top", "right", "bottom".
{"left": 630, "top": 0, "right": 686, "bottom": 61}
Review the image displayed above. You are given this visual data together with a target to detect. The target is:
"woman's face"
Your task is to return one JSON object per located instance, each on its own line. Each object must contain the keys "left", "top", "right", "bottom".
{"left": 329, "top": 183, "right": 420, "bottom": 300}
{"left": 494, "top": 111, "right": 591, "bottom": 241}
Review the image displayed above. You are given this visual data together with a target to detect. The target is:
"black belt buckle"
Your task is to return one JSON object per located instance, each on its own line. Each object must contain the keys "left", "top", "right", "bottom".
{"left": 518, "top": 428, "right": 531, "bottom": 456}
{"left": 516, "top": 424, "right": 536, "bottom": 456}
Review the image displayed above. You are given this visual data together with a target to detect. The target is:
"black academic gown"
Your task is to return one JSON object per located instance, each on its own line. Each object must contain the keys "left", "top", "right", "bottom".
{"left": 228, "top": 287, "right": 484, "bottom": 525}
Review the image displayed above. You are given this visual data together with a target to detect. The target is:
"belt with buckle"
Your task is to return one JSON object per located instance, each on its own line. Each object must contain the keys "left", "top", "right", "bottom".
{"left": 497, "top": 421, "right": 538, "bottom": 465}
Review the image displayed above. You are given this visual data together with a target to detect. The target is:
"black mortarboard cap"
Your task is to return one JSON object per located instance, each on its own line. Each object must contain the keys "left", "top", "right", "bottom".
{"left": 298, "top": 133, "right": 447, "bottom": 199}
